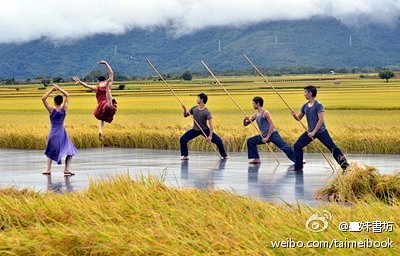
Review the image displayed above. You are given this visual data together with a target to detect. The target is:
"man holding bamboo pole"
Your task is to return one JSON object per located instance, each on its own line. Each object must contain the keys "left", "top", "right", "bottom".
{"left": 244, "top": 96, "right": 295, "bottom": 164}
{"left": 180, "top": 93, "right": 229, "bottom": 160}
{"left": 291, "top": 85, "right": 349, "bottom": 172}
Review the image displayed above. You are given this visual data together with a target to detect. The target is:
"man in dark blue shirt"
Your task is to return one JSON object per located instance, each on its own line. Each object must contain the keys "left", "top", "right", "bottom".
{"left": 291, "top": 85, "right": 349, "bottom": 172}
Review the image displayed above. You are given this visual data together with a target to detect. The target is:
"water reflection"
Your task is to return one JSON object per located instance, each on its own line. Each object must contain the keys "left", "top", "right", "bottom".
{"left": 293, "top": 170, "right": 304, "bottom": 198}
{"left": 45, "top": 175, "right": 74, "bottom": 193}
{"left": 1, "top": 148, "right": 398, "bottom": 205}
{"left": 180, "top": 159, "right": 227, "bottom": 190}
{"left": 247, "top": 165, "right": 305, "bottom": 203}
{"left": 247, "top": 164, "right": 260, "bottom": 182}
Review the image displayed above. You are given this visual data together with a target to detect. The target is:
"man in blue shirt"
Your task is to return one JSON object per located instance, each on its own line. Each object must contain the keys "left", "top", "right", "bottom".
{"left": 244, "top": 96, "right": 295, "bottom": 164}
{"left": 291, "top": 85, "right": 349, "bottom": 172}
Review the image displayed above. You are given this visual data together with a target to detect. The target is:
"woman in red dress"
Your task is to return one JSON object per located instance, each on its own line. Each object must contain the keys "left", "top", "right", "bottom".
{"left": 73, "top": 60, "right": 117, "bottom": 141}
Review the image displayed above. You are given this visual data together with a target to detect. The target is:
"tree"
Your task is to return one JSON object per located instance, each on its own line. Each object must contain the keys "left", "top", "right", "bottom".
{"left": 53, "top": 77, "right": 63, "bottom": 83}
{"left": 182, "top": 71, "right": 192, "bottom": 81}
{"left": 41, "top": 79, "right": 51, "bottom": 87}
{"left": 378, "top": 70, "right": 395, "bottom": 82}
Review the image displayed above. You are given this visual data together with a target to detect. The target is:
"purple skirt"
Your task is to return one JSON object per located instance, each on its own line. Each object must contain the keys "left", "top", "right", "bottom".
{"left": 45, "top": 108, "right": 78, "bottom": 164}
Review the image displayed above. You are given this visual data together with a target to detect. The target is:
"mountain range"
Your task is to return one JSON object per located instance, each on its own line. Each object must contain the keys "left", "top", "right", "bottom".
{"left": 1, "top": 17, "right": 400, "bottom": 79}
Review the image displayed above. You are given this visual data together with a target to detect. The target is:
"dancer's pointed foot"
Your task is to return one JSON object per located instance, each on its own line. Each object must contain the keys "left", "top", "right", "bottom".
{"left": 42, "top": 171, "right": 51, "bottom": 175}
{"left": 98, "top": 132, "right": 103, "bottom": 141}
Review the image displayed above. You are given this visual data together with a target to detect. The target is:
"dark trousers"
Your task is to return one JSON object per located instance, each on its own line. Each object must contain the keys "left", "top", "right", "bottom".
{"left": 180, "top": 129, "right": 228, "bottom": 157}
{"left": 247, "top": 131, "right": 295, "bottom": 162}
{"left": 294, "top": 130, "right": 349, "bottom": 170}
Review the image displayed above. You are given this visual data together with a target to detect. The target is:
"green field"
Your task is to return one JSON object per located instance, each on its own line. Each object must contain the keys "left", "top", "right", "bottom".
{"left": 0, "top": 74, "right": 399, "bottom": 154}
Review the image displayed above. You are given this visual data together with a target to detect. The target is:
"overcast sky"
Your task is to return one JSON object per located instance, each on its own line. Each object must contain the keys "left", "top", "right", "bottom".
{"left": 1, "top": 0, "right": 400, "bottom": 43}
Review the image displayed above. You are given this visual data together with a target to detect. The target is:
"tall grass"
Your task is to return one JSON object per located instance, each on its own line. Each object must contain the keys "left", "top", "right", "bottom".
{"left": 1, "top": 77, "right": 400, "bottom": 153}
{"left": 0, "top": 174, "right": 398, "bottom": 255}
{"left": 316, "top": 164, "right": 400, "bottom": 204}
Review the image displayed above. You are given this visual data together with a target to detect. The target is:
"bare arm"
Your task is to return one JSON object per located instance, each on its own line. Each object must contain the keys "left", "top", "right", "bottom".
{"left": 73, "top": 76, "right": 98, "bottom": 91}
{"left": 207, "top": 118, "right": 214, "bottom": 141}
{"left": 99, "top": 60, "right": 114, "bottom": 81}
{"left": 291, "top": 110, "right": 304, "bottom": 121}
{"left": 182, "top": 105, "right": 190, "bottom": 117}
{"left": 308, "top": 112, "right": 325, "bottom": 138}
{"left": 42, "top": 87, "right": 55, "bottom": 114}
{"left": 243, "top": 115, "right": 255, "bottom": 126}
{"left": 53, "top": 84, "right": 69, "bottom": 110}
{"left": 105, "top": 77, "right": 113, "bottom": 88}
{"left": 262, "top": 111, "right": 275, "bottom": 142}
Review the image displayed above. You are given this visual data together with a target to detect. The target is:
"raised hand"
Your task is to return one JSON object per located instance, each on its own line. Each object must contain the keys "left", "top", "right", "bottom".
{"left": 72, "top": 76, "right": 81, "bottom": 84}
{"left": 98, "top": 60, "right": 107, "bottom": 65}
{"left": 53, "top": 84, "right": 60, "bottom": 91}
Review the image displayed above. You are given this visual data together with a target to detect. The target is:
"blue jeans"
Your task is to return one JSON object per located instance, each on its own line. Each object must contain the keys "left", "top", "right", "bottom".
{"left": 247, "top": 131, "right": 295, "bottom": 162}
{"left": 180, "top": 129, "right": 228, "bottom": 157}
{"left": 294, "top": 130, "right": 349, "bottom": 170}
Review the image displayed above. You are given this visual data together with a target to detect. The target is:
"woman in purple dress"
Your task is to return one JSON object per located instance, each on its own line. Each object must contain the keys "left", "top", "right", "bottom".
{"left": 42, "top": 84, "right": 78, "bottom": 175}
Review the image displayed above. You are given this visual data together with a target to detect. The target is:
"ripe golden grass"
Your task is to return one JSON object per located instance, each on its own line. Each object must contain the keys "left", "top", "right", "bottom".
{"left": 0, "top": 76, "right": 399, "bottom": 154}
{"left": 0, "top": 76, "right": 399, "bottom": 254}
{"left": 0, "top": 174, "right": 398, "bottom": 255}
{"left": 317, "top": 164, "right": 400, "bottom": 204}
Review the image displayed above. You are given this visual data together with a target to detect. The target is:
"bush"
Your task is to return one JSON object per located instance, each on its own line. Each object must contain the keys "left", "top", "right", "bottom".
{"left": 378, "top": 70, "right": 395, "bottom": 82}
{"left": 182, "top": 71, "right": 192, "bottom": 81}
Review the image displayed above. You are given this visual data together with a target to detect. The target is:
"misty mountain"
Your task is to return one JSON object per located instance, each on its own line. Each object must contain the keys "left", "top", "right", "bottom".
{"left": 1, "top": 17, "right": 400, "bottom": 79}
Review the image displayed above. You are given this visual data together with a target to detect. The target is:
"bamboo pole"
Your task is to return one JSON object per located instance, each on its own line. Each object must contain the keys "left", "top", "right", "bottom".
{"left": 201, "top": 60, "right": 280, "bottom": 165}
{"left": 146, "top": 58, "right": 222, "bottom": 159}
{"left": 243, "top": 54, "right": 340, "bottom": 173}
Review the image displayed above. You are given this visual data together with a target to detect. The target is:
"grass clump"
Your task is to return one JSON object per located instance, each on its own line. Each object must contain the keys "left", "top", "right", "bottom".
{"left": 317, "top": 164, "right": 400, "bottom": 204}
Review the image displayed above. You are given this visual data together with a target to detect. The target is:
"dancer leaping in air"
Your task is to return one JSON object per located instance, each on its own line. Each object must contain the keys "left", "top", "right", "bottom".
{"left": 73, "top": 60, "right": 117, "bottom": 141}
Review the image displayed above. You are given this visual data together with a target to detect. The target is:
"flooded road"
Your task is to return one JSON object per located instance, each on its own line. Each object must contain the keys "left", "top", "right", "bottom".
{"left": 0, "top": 148, "right": 398, "bottom": 205}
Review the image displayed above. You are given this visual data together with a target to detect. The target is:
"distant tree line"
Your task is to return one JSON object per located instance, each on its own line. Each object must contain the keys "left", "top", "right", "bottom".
{"left": 1, "top": 66, "right": 399, "bottom": 85}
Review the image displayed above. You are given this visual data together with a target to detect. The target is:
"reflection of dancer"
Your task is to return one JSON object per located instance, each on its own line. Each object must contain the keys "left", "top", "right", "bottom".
{"left": 73, "top": 60, "right": 117, "bottom": 141}
{"left": 46, "top": 175, "right": 62, "bottom": 193}
{"left": 247, "top": 165, "right": 260, "bottom": 182}
{"left": 42, "top": 84, "right": 77, "bottom": 176}
{"left": 291, "top": 85, "right": 349, "bottom": 172}
{"left": 293, "top": 171, "right": 304, "bottom": 198}
{"left": 180, "top": 161, "right": 189, "bottom": 179}
{"left": 46, "top": 175, "right": 74, "bottom": 193}
{"left": 180, "top": 93, "right": 229, "bottom": 160}
{"left": 244, "top": 97, "right": 295, "bottom": 164}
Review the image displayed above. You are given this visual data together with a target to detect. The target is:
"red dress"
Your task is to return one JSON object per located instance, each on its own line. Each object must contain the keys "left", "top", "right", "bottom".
{"left": 94, "top": 86, "right": 117, "bottom": 123}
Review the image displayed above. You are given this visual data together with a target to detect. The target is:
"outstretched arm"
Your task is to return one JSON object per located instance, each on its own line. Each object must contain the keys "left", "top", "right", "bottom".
{"left": 291, "top": 110, "right": 304, "bottom": 121}
{"left": 53, "top": 84, "right": 69, "bottom": 110}
{"left": 42, "top": 87, "right": 55, "bottom": 113}
{"left": 73, "top": 76, "right": 98, "bottom": 91}
{"left": 182, "top": 105, "right": 190, "bottom": 118}
{"left": 243, "top": 115, "right": 255, "bottom": 126}
{"left": 99, "top": 60, "right": 114, "bottom": 81}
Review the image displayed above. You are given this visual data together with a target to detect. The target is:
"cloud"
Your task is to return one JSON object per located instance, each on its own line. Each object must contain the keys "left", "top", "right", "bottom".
{"left": 1, "top": 0, "right": 400, "bottom": 43}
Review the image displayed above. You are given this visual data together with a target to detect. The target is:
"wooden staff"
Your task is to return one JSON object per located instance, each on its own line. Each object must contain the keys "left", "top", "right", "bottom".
{"left": 243, "top": 54, "right": 339, "bottom": 173}
{"left": 201, "top": 60, "right": 280, "bottom": 165}
{"left": 146, "top": 58, "right": 222, "bottom": 159}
